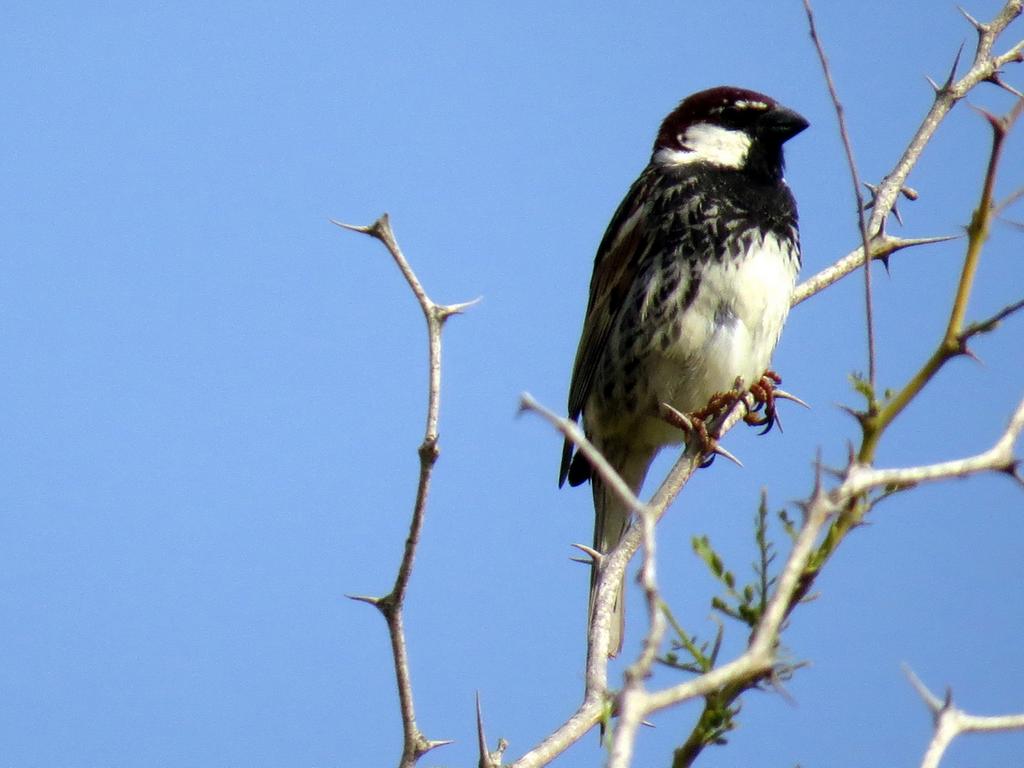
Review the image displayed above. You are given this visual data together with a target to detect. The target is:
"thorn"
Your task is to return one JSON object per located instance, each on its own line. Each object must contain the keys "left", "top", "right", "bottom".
{"left": 330, "top": 218, "right": 373, "bottom": 234}
{"left": 572, "top": 543, "right": 602, "bottom": 563}
{"left": 837, "top": 404, "right": 863, "bottom": 424}
{"left": 329, "top": 218, "right": 362, "bottom": 232}
{"left": 822, "top": 462, "right": 845, "bottom": 480}
{"left": 330, "top": 214, "right": 393, "bottom": 241}
{"left": 438, "top": 296, "right": 483, "bottom": 319}
{"left": 863, "top": 181, "right": 907, "bottom": 225}
{"left": 448, "top": 297, "right": 484, "bottom": 314}
{"left": 873, "top": 231, "right": 963, "bottom": 269}
{"left": 944, "top": 42, "right": 965, "bottom": 90}
{"left": 641, "top": 719, "right": 656, "bottom": 729}
{"left": 991, "top": 74, "right": 1024, "bottom": 99}
{"left": 810, "top": 447, "right": 825, "bottom": 504}
{"left": 711, "top": 442, "right": 744, "bottom": 468}
{"left": 768, "top": 668, "right": 799, "bottom": 706}
{"left": 968, "top": 102, "right": 1003, "bottom": 132}
{"left": 862, "top": 181, "right": 879, "bottom": 212}
{"left": 902, "top": 663, "right": 945, "bottom": 715}
{"left": 1006, "top": 461, "right": 1024, "bottom": 488}
{"left": 346, "top": 593, "right": 382, "bottom": 606}
{"left": 925, "top": 74, "right": 942, "bottom": 94}
{"left": 476, "top": 692, "right": 494, "bottom": 768}
{"left": 659, "top": 403, "right": 694, "bottom": 432}
{"left": 423, "top": 738, "right": 455, "bottom": 753}
{"left": 883, "top": 233, "right": 962, "bottom": 250}
{"left": 773, "top": 388, "right": 811, "bottom": 409}
{"left": 957, "top": 5, "right": 984, "bottom": 33}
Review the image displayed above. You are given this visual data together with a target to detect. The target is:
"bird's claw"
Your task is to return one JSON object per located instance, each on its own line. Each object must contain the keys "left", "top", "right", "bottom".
{"left": 658, "top": 402, "right": 741, "bottom": 468}
{"left": 744, "top": 370, "right": 783, "bottom": 434}
{"left": 659, "top": 403, "right": 715, "bottom": 461}
{"left": 659, "top": 370, "right": 790, "bottom": 468}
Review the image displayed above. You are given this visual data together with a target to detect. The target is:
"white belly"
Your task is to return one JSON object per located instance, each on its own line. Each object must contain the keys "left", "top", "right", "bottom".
{"left": 657, "top": 232, "right": 796, "bottom": 414}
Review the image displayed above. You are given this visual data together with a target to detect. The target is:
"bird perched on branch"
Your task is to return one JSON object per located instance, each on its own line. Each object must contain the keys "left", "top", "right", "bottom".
{"left": 559, "top": 86, "right": 808, "bottom": 656}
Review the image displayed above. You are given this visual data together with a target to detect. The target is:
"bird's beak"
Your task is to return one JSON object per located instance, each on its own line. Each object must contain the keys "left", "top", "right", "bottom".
{"left": 766, "top": 105, "right": 809, "bottom": 142}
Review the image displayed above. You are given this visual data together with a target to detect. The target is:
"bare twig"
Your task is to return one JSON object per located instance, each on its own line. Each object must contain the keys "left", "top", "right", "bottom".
{"left": 608, "top": 468, "right": 667, "bottom": 768}
{"left": 803, "top": 0, "right": 878, "bottom": 389}
{"left": 961, "top": 296, "right": 1024, "bottom": 339}
{"left": 519, "top": 394, "right": 647, "bottom": 520}
{"left": 334, "top": 214, "right": 472, "bottom": 767}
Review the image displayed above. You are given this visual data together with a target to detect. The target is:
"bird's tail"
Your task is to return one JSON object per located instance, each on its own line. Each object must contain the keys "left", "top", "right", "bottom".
{"left": 589, "top": 449, "right": 653, "bottom": 657}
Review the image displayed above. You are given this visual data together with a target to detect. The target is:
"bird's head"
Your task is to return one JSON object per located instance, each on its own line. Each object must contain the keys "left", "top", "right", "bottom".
{"left": 652, "top": 86, "right": 808, "bottom": 179}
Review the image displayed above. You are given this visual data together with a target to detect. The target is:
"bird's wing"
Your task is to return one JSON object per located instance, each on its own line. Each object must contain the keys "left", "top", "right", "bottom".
{"left": 559, "top": 169, "right": 656, "bottom": 486}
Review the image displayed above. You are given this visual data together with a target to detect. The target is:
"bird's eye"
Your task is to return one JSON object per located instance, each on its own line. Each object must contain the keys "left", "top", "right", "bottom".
{"left": 719, "top": 105, "right": 745, "bottom": 126}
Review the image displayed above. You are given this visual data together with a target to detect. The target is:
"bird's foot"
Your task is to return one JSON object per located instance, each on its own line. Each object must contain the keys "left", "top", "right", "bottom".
{"left": 744, "top": 370, "right": 783, "bottom": 434}
{"left": 659, "top": 402, "right": 742, "bottom": 468}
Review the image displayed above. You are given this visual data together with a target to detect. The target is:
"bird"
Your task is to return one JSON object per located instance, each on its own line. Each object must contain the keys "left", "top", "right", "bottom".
{"left": 559, "top": 86, "right": 808, "bottom": 656}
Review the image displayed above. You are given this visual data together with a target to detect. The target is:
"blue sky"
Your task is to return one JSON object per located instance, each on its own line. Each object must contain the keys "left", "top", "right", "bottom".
{"left": 2, "top": 1, "right": 1022, "bottom": 766}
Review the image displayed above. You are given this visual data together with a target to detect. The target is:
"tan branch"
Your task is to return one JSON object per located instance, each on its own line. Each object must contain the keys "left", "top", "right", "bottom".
{"left": 334, "top": 214, "right": 473, "bottom": 767}
{"left": 510, "top": 396, "right": 754, "bottom": 767}
{"left": 905, "top": 666, "right": 1024, "bottom": 768}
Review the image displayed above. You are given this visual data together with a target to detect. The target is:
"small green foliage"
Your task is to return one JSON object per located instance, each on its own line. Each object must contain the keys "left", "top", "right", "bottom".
{"left": 659, "top": 604, "right": 721, "bottom": 674}
{"left": 691, "top": 493, "right": 781, "bottom": 631}
{"left": 667, "top": 493, "right": 803, "bottom": 767}
{"left": 671, "top": 693, "right": 741, "bottom": 767}
{"left": 849, "top": 371, "right": 874, "bottom": 401}
{"left": 777, "top": 508, "right": 799, "bottom": 542}
{"left": 692, "top": 535, "right": 730, "bottom": 585}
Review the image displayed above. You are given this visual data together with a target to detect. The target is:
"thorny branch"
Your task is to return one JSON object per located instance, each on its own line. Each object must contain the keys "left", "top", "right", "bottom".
{"left": 601, "top": 394, "right": 1023, "bottom": 768}
{"left": 511, "top": 4, "right": 1024, "bottom": 767}
{"left": 905, "top": 666, "right": 1024, "bottom": 768}
{"left": 512, "top": 394, "right": 753, "bottom": 767}
{"left": 333, "top": 214, "right": 475, "bottom": 768}
{"left": 346, "top": 4, "right": 1023, "bottom": 767}
{"left": 793, "top": 0, "right": 1024, "bottom": 305}
{"left": 857, "top": 97, "right": 1024, "bottom": 462}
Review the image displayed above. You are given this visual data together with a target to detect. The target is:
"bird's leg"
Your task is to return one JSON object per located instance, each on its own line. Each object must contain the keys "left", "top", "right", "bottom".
{"left": 744, "top": 370, "right": 783, "bottom": 434}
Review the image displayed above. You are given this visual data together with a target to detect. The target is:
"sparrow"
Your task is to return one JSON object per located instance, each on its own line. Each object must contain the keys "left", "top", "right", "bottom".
{"left": 559, "top": 86, "right": 808, "bottom": 656}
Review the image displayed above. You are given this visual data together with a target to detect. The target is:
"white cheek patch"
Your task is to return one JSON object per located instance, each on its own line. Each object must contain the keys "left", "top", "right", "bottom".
{"left": 653, "top": 122, "right": 752, "bottom": 169}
